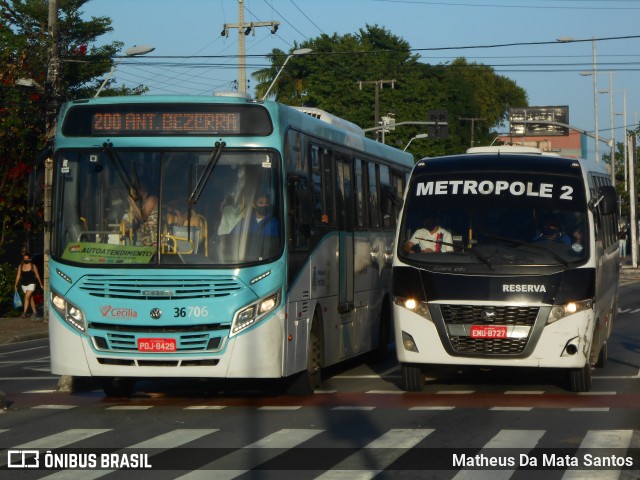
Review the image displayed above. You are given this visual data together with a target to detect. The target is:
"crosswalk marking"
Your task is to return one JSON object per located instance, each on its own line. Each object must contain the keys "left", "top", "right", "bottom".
{"left": 316, "top": 428, "right": 434, "bottom": 480}
{"left": 562, "top": 430, "right": 634, "bottom": 480}
{"left": 453, "top": 429, "right": 545, "bottom": 480}
{"left": 176, "top": 428, "right": 324, "bottom": 480}
{"left": 0, "top": 428, "right": 111, "bottom": 467}
{"left": 41, "top": 429, "right": 218, "bottom": 480}
{"left": 1, "top": 425, "right": 636, "bottom": 478}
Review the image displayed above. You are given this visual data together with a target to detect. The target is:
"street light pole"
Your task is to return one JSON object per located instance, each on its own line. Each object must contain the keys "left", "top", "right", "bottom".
{"left": 403, "top": 133, "right": 429, "bottom": 151}
{"left": 261, "top": 48, "right": 312, "bottom": 100}
{"left": 94, "top": 45, "right": 155, "bottom": 97}
{"left": 559, "top": 36, "right": 599, "bottom": 162}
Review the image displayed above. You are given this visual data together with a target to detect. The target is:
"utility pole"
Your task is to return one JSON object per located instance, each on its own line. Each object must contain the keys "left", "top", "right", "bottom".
{"left": 358, "top": 79, "right": 396, "bottom": 139}
{"left": 221, "top": 0, "right": 279, "bottom": 94}
{"left": 44, "top": 0, "right": 61, "bottom": 321}
{"left": 459, "top": 117, "right": 486, "bottom": 147}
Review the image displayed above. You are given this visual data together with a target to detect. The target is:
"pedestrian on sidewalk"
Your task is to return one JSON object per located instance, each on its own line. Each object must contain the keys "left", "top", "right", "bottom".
{"left": 14, "top": 252, "right": 43, "bottom": 318}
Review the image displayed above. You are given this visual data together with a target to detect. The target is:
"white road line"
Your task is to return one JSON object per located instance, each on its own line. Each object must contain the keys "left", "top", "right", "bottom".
{"left": 176, "top": 428, "right": 323, "bottom": 480}
{"left": 562, "top": 430, "right": 633, "bottom": 480}
{"left": 0, "top": 428, "right": 111, "bottom": 467}
{"left": 41, "top": 428, "right": 218, "bottom": 480}
{"left": 453, "top": 429, "right": 545, "bottom": 480}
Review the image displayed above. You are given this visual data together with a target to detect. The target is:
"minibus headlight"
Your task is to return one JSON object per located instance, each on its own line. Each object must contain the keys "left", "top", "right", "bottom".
{"left": 50, "top": 291, "right": 86, "bottom": 332}
{"left": 393, "top": 296, "right": 433, "bottom": 321}
{"left": 547, "top": 299, "right": 593, "bottom": 324}
{"left": 230, "top": 291, "right": 280, "bottom": 337}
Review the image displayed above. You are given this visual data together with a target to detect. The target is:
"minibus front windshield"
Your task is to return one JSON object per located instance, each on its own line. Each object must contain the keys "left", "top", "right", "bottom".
{"left": 398, "top": 170, "right": 588, "bottom": 269}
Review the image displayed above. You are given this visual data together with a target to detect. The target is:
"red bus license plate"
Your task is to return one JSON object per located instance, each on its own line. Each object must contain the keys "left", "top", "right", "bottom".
{"left": 469, "top": 326, "right": 508, "bottom": 339}
{"left": 137, "top": 338, "right": 177, "bottom": 352}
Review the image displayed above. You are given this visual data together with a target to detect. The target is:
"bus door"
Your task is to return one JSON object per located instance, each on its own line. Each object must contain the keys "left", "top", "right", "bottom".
{"left": 336, "top": 155, "right": 354, "bottom": 314}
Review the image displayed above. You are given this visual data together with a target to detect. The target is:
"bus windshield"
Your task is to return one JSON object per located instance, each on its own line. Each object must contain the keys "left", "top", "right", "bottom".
{"left": 398, "top": 170, "right": 589, "bottom": 268}
{"left": 52, "top": 148, "right": 282, "bottom": 266}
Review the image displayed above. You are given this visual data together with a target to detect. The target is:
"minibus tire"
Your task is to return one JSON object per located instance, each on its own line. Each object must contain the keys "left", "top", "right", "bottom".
{"left": 568, "top": 363, "right": 592, "bottom": 392}
{"left": 401, "top": 363, "right": 424, "bottom": 392}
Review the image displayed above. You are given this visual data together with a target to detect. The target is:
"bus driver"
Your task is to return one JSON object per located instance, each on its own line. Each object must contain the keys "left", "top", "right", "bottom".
{"left": 403, "top": 213, "right": 453, "bottom": 253}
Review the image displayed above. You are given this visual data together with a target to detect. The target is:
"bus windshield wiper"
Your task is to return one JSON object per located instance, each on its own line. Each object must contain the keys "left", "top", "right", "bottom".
{"left": 189, "top": 140, "right": 226, "bottom": 205}
{"left": 484, "top": 234, "right": 569, "bottom": 267}
{"left": 467, "top": 247, "right": 493, "bottom": 270}
{"left": 102, "top": 142, "right": 140, "bottom": 202}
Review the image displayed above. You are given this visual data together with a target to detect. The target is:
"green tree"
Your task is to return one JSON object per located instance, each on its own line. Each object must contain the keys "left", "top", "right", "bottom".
{"left": 252, "top": 25, "right": 528, "bottom": 157}
{"left": 0, "top": 0, "right": 145, "bottom": 256}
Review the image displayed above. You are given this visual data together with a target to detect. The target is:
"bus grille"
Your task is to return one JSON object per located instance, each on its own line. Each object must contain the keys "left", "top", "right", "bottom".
{"left": 441, "top": 304, "right": 539, "bottom": 355}
{"left": 92, "top": 332, "right": 223, "bottom": 352}
{"left": 449, "top": 337, "right": 529, "bottom": 355}
{"left": 78, "top": 275, "right": 242, "bottom": 300}
{"left": 441, "top": 305, "right": 539, "bottom": 326}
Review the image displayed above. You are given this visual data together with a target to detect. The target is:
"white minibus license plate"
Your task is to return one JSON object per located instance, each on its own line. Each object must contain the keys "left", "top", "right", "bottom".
{"left": 469, "top": 326, "right": 508, "bottom": 339}
{"left": 137, "top": 338, "right": 177, "bottom": 352}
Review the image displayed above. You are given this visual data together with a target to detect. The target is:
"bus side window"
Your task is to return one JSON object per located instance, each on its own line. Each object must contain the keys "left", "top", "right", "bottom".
{"left": 287, "top": 175, "right": 311, "bottom": 250}
{"left": 368, "top": 162, "right": 380, "bottom": 228}
{"left": 355, "top": 159, "right": 368, "bottom": 228}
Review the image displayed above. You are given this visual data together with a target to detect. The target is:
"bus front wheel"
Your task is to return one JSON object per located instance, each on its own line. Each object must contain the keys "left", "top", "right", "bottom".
{"left": 568, "top": 363, "right": 592, "bottom": 392}
{"left": 401, "top": 363, "right": 424, "bottom": 392}
{"left": 286, "top": 316, "right": 322, "bottom": 396}
{"left": 102, "top": 377, "right": 136, "bottom": 398}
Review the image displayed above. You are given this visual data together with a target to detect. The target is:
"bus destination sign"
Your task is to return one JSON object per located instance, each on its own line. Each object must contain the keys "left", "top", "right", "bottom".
{"left": 61, "top": 103, "right": 273, "bottom": 137}
{"left": 91, "top": 111, "right": 240, "bottom": 135}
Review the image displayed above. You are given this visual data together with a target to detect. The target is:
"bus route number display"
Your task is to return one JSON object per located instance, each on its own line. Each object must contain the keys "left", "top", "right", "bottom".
{"left": 91, "top": 111, "right": 241, "bottom": 135}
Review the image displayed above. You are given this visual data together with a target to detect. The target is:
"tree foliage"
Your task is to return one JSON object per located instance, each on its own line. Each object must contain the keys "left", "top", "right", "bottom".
{"left": 0, "top": 0, "right": 144, "bottom": 256}
{"left": 252, "top": 25, "right": 528, "bottom": 156}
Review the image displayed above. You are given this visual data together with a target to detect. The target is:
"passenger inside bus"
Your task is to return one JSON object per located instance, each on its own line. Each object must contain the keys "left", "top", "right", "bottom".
{"left": 125, "top": 182, "right": 158, "bottom": 246}
{"left": 403, "top": 213, "right": 453, "bottom": 253}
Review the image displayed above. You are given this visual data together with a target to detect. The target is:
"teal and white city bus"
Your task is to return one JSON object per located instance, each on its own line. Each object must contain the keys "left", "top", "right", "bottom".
{"left": 47, "top": 95, "right": 413, "bottom": 396}
{"left": 393, "top": 146, "right": 619, "bottom": 392}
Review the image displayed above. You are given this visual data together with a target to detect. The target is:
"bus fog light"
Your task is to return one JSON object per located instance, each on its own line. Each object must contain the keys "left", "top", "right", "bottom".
{"left": 402, "top": 331, "right": 419, "bottom": 352}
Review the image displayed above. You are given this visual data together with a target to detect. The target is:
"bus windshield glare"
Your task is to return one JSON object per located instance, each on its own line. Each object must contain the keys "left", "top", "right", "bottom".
{"left": 52, "top": 148, "right": 282, "bottom": 266}
{"left": 398, "top": 170, "right": 588, "bottom": 267}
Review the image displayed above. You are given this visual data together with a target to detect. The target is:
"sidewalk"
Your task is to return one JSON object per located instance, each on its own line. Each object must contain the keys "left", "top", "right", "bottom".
{"left": 1, "top": 265, "right": 640, "bottom": 346}
{"left": 0, "top": 316, "right": 48, "bottom": 346}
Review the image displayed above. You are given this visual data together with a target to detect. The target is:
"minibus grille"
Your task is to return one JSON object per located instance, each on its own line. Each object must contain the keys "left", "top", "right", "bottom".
{"left": 78, "top": 275, "right": 242, "bottom": 299}
{"left": 441, "top": 304, "right": 539, "bottom": 355}
{"left": 441, "top": 305, "right": 538, "bottom": 326}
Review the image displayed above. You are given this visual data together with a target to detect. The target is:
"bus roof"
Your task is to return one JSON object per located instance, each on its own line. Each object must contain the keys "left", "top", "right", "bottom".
{"left": 467, "top": 146, "right": 559, "bottom": 156}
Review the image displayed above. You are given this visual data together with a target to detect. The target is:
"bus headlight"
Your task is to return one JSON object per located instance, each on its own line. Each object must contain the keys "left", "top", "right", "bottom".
{"left": 393, "top": 296, "right": 433, "bottom": 321}
{"left": 230, "top": 291, "right": 280, "bottom": 337}
{"left": 50, "top": 291, "right": 86, "bottom": 332}
{"left": 547, "top": 299, "right": 593, "bottom": 324}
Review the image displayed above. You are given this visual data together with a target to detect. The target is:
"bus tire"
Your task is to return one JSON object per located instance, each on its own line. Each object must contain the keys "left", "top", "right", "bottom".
{"left": 595, "top": 342, "right": 608, "bottom": 369}
{"left": 568, "top": 363, "right": 592, "bottom": 392}
{"left": 102, "top": 377, "right": 136, "bottom": 398}
{"left": 286, "top": 314, "right": 322, "bottom": 396}
{"left": 372, "top": 297, "right": 392, "bottom": 362}
{"left": 401, "top": 363, "right": 424, "bottom": 392}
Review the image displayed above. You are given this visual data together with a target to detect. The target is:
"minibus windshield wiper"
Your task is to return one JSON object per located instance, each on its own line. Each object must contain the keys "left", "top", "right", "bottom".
{"left": 189, "top": 140, "right": 226, "bottom": 205}
{"left": 467, "top": 248, "right": 493, "bottom": 270}
{"left": 484, "top": 234, "right": 569, "bottom": 267}
{"left": 102, "top": 142, "right": 140, "bottom": 202}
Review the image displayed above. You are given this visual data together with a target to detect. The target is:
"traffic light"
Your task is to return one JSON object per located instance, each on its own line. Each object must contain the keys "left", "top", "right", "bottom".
{"left": 427, "top": 109, "right": 448, "bottom": 139}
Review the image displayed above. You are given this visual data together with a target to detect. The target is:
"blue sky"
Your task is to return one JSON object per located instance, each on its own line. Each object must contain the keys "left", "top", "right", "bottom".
{"left": 81, "top": 0, "right": 640, "bottom": 159}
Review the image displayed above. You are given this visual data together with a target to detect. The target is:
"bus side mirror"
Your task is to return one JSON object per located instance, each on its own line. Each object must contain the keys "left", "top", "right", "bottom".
{"left": 593, "top": 185, "right": 617, "bottom": 215}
